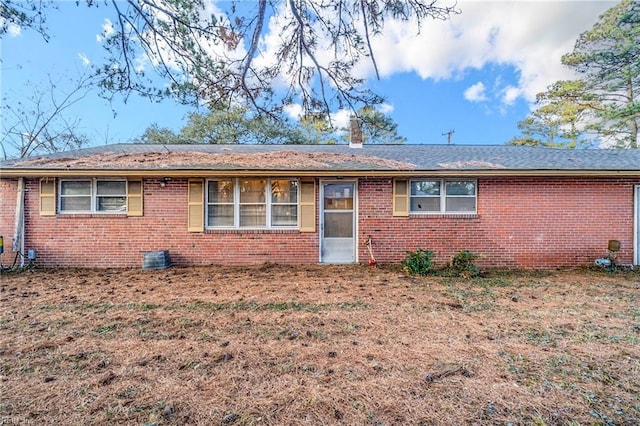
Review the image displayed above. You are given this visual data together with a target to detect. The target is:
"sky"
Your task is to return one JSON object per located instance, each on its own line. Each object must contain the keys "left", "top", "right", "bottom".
{"left": 0, "top": 0, "right": 616, "bottom": 155}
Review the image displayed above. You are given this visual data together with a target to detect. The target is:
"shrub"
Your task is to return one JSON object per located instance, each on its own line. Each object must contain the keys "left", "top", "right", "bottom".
{"left": 402, "top": 248, "right": 435, "bottom": 276}
{"left": 449, "top": 250, "right": 480, "bottom": 278}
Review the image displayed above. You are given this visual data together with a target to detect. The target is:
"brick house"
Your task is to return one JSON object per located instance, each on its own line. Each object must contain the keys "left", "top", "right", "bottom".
{"left": 1, "top": 143, "right": 639, "bottom": 269}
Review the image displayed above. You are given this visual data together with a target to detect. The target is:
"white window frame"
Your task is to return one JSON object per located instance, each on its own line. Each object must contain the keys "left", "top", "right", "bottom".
{"left": 59, "top": 178, "right": 127, "bottom": 214}
{"left": 206, "top": 178, "right": 300, "bottom": 229}
{"left": 409, "top": 178, "right": 477, "bottom": 214}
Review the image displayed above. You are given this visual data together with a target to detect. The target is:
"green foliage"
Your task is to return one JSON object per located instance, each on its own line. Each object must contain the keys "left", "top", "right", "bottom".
{"left": 448, "top": 250, "right": 480, "bottom": 278}
{"left": 560, "top": 0, "right": 639, "bottom": 148}
{"left": 344, "top": 106, "right": 406, "bottom": 145}
{"left": 402, "top": 248, "right": 435, "bottom": 276}
{"left": 509, "top": 80, "right": 598, "bottom": 149}
{"left": 138, "top": 105, "right": 307, "bottom": 145}
{"left": 138, "top": 124, "right": 188, "bottom": 145}
{"left": 138, "top": 104, "right": 405, "bottom": 145}
{"left": 513, "top": 0, "right": 639, "bottom": 148}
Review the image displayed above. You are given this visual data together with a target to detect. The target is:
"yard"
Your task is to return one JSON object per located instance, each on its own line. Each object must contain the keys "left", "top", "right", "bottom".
{"left": 1, "top": 264, "right": 639, "bottom": 425}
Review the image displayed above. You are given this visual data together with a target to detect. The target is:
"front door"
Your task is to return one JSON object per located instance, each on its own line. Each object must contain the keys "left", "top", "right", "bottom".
{"left": 321, "top": 181, "right": 356, "bottom": 263}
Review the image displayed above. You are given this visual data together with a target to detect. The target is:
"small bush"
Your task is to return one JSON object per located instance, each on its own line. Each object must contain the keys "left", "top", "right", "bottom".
{"left": 402, "top": 248, "right": 435, "bottom": 276}
{"left": 449, "top": 250, "right": 480, "bottom": 278}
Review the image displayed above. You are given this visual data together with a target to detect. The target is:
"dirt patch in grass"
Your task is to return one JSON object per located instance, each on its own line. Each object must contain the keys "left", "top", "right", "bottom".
{"left": 1, "top": 265, "right": 639, "bottom": 425}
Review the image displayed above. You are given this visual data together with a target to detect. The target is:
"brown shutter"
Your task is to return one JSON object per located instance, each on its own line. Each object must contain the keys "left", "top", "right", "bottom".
{"left": 40, "top": 178, "right": 56, "bottom": 216}
{"left": 188, "top": 179, "right": 204, "bottom": 232}
{"left": 126, "top": 179, "right": 143, "bottom": 216}
{"left": 393, "top": 179, "right": 409, "bottom": 217}
{"left": 299, "top": 179, "right": 316, "bottom": 232}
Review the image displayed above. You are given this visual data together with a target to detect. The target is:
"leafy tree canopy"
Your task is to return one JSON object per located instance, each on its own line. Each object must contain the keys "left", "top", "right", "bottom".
{"left": 561, "top": 0, "right": 639, "bottom": 148}
{"left": 508, "top": 80, "right": 600, "bottom": 149}
{"left": 138, "top": 104, "right": 404, "bottom": 145}
{"left": 513, "top": 0, "right": 639, "bottom": 148}
{"left": 2, "top": 0, "right": 458, "bottom": 120}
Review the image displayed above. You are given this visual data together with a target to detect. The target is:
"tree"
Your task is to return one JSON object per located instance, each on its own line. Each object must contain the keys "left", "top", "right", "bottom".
{"left": 293, "top": 106, "right": 406, "bottom": 144}
{"left": 138, "top": 105, "right": 307, "bottom": 144}
{"left": 138, "top": 104, "right": 404, "bottom": 144}
{"left": 561, "top": 0, "right": 639, "bottom": 148}
{"left": 138, "top": 123, "right": 186, "bottom": 145}
{"left": 1, "top": 73, "right": 93, "bottom": 159}
{"left": 350, "top": 105, "right": 406, "bottom": 144}
{"left": 2, "top": 0, "right": 458, "bottom": 119}
{"left": 508, "top": 81, "right": 599, "bottom": 148}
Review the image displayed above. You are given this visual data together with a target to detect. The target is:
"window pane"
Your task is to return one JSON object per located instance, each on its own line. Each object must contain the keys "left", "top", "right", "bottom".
{"left": 61, "top": 196, "right": 91, "bottom": 211}
{"left": 324, "top": 183, "right": 354, "bottom": 210}
{"left": 96, "top": 181, "right": 126, "bottom": 196}
{"left": 61, "top": 181, "right": 91, "bottom": 196}
{"left": 97, "top": 197, "right": 126, "bottom": 212}
{"left": 410, "top": 197, "right": 440, "bottom": 212}
{"left": 271, "top": 205, "right": 297, "bottom": 226}
{"left": 446, "top": 181, "right": 476, "bottom": 196}
{"left": 446, "top": 197, "right": 476, "bottom": 212}
{"left": 411, "top": 180, "right": 440, "bottom": 196}
{"left": 240, "top": 205, "right": 266, "bottom": 227}
{"left": 208, "top": 180, "right": 234, "bottom": 203}
{"left": 324, "top": 212, "right": 353, "bottom": 238}
{"left": 240, "top": 179, "right": 266, "bottom": 203}
{"left": 208, "top": 205, "right": 234, "bottom": 227}
{"left": 272, "top": 180, "right": 298, "bottom": 204}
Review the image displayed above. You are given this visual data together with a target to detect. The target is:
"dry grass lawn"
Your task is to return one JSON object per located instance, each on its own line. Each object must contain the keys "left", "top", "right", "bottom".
{"left": 1, "top": 264, "right": 639, "bottom": 425}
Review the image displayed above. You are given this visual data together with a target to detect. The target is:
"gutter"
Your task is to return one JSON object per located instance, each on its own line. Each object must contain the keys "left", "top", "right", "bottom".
{"left": 1, "top": 168, "right": 640, "bottom": 178}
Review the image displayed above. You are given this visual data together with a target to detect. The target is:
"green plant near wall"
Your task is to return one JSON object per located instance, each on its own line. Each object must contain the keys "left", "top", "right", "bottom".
{"left": 402, "top": 248, "right": 435, "bottom": 276}
{"left": 449, "top": 250, "right": 480, "bottom": 278}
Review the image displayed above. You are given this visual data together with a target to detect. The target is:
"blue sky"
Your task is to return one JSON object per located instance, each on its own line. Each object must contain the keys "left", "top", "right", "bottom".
{"left": 1, "top": 1, "right": 615, "bottom": 155}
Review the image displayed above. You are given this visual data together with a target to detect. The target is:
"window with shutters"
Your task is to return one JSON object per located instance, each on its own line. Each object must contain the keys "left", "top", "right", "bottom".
{"left": 58, "top": 179, "right": 130, "bottom": 214}
{"left": 206, "top": 178, "right": 300, "bottom": 229}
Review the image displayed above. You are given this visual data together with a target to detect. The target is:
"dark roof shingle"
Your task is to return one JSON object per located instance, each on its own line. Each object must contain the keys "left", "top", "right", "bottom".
{"left": 1, "top": 143, "right": 639, "bottom": 173}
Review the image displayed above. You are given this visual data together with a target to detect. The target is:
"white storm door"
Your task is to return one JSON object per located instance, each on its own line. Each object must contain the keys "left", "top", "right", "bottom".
{"left": 320, "top": 181, "right": 356, "bottom": 263}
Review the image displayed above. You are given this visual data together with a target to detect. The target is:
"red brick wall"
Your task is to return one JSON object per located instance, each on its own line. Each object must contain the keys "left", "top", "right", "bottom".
{"left": 358, "top": 177, "right": 638, "bottom": 268}
{"left": 11, "top": 178, "right": 319, "bottom": 268}
{"left": 1, "top": 176, "right": 637, "bottom": 268}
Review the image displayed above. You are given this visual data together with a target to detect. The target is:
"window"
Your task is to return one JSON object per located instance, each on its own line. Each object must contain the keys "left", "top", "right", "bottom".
{"left": 206, "top": 178, "right": 299, "bottom": 228}
{"left": 60, "top": 180, "right": 92, "bottom": 212}
{"left": 240, "top": 179, "right": 267, "bottom": 227}
{"left": 271, "top": 179, "right": 298, "bottom": 226}
{"left": 59, "top": 179, "right": 126, "bottom": 213}
{"left": 208, "top": 179, "right": 234, "bottom": 227}
{"left": 96, "top": 181, "right": 127, "bottom": 212}
{"left": 410, "top": 179, "right": 476, "bottom": 214}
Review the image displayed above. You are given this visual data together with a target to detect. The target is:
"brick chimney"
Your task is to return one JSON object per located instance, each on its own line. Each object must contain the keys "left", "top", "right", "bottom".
{"left": 349, "top": 116, "right": 363, "bottom": 148}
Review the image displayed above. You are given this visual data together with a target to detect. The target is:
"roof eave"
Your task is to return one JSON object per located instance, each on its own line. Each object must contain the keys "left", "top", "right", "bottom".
{"left": 1, "top": 168, "right": 640, "bottom": 178}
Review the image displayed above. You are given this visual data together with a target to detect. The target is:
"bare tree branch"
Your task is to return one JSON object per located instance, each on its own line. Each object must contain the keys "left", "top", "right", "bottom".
{"left": 6, "top": 0, "right": 459, "bottom": 119}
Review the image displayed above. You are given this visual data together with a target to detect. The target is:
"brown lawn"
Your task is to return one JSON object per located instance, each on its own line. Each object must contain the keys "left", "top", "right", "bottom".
{"left": 1, "top": 265, "right": 639, "bottom": 425}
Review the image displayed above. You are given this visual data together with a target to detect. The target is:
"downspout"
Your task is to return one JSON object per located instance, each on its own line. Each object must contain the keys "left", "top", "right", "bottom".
{"left": 12, "top": 177, "right": 25, "bottom": 267}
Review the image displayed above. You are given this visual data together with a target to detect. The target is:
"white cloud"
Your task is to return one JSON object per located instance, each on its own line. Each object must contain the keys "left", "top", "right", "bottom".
{"left": 464, "top": 82, "right": 487, "bottom": 102}
{"left": 377, "top": 103, "right": 394, "bottom": 114}
{"left": 331, "top": 109, "right": 352, "bottom": 129}
{"left": 78, "top": 53, "right": 91, "bottom": 67}
{"left": 7, "top": 23, "right": 22, "bottom": 37}
{"left": 0, "top": 17, "right": 21, "bottom": 37}
{"left": 502, "top": 86, "right": 521, "bottom": 106}
{"left": 354, "top": 1, "right": 612, "bottom": 107}
{"left": 283, "top": 103, "right": 303, "bottom": 119}
{"left": 96, "top": 18, "right": 115, "bottom": 42}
